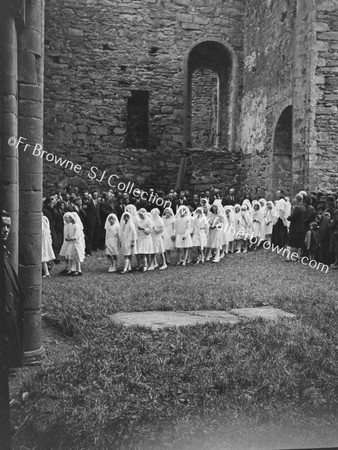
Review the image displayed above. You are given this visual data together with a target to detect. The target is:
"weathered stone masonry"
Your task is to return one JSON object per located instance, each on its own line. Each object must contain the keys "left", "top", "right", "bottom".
{"left": 43, "top": 0, "right": 244, "bottom": 193}
{"left": 43, "top": 0, "right": 338, "bottom": 195}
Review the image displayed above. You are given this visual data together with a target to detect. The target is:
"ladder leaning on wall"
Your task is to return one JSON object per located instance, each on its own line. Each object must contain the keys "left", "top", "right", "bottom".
{"left": 175, "top": 157, "right": 188, "bottom": 192}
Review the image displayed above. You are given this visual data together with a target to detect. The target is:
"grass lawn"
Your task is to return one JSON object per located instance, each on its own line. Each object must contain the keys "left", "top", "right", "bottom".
{"left": 12, "top": 249, "right": 338, "bottom": 449}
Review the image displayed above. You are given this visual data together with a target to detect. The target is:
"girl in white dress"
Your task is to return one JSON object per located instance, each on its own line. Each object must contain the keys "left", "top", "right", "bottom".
{"left": 206, "top": 203, "right": 225, "bottom": 262}
{"left": 64, "top": 212, "right": 85, "bottom": 276}
{"left": 251, "top": 201, "right": 265, "bottom": 249}
{"left": 42, "top": 214, "right": 55, "bottom": 278}
{"left": 233, "top": 204, "right": 241, "bottom": 253}
{"left": 192, "top": 207, "right": 207, "bottom": 263}
{"left": 265, "top": 201, "right": 276, "bottom": 243}
{"left": 224, "top": 206, "right": 235, "bottom": 254}
{"left": 175, "top": 205, "right": 193, "bottom": 266}
{"left": 162, "top": 207, "right": 176, "bottom": 262}
{"left": 59, "top": 211, "right": 72, "bottom": 274}
{"left": 125, "top": 204, "right": 140, "bottom": 268}
{"left": 149, "top": 208, "right": 167, "bottom": 270}
{"left": 105, "top": 213, "right": 120, "bottom": 273}
{"left": 136, "top": 208, "right": 154, "bottom": 272}
{"left": 119, "top": 212, "right": 137, "bottom": 274}
{"left": 236, "top": 206, "right": 250, "bottom": 253}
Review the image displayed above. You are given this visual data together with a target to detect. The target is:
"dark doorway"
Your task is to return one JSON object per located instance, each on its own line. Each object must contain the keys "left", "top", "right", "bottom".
{"left": 272, "top": 106, "right": 293, "bottom": 193}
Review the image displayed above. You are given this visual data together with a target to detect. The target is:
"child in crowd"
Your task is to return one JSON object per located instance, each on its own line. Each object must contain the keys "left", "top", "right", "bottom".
{"left": 192, "top": 207, "right": 207, "bottom": 264}
{"left": 206, "top": 203, "right": 225, "bottom": 262}
{"left": 304, "top": 221, "right": 318, "bottom": 262}
{"left": 162, "top": 207, "right": 176, "bottom": 263}
{"left": 149, "top": 208, "right": 167, "bottom": 270}
{"left": 224, "top": 206, "right": 235, "bottom": 253}
{"left": 236, "top": 206, "right": 250, "bottom": 253}
{"left": 119, "top": 212, "right": 137, "bottom": 273}
{"left": 42, "top": 214, "right": 55, "bottom": 278}
{"left": 265, "top": 201, "right": 275, "bottom": 243}
{"left": 59, "top": 211, "right": 72, "bottom": 274}
{"left": 105, "top": 213, "right": 120, "bottom": 273}
{"left": 252, "top": 201, "right": 264, "bottom": 249}
{"left": 175, "top": 205, "right": 193, "bottom": 266}
{"left": 64, "top": 212, "right": 85, "bottom": 276}
{"left": 233, "top": 204, "right": 241, "bottom": 253}
{"left": 136, "top": 208, "right": 154, "bottom": 272}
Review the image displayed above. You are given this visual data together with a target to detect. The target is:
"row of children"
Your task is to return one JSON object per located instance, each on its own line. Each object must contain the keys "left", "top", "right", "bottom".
{"left": 102, "top": 199, "right": 276, "bottom": 273}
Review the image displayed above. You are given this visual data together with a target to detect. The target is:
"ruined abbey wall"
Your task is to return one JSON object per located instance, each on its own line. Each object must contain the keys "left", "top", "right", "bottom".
{"left": 241, "top": 0, "right": 297, "bottom": 195}
{"left": 43, "top": 0, "right": 338, "bottom": 196}
{"left": 43, "top": 0, "right": 244, "bottom": 194}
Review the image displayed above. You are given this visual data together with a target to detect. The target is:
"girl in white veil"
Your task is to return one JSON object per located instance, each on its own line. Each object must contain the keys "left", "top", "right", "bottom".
{"left": 192, "top": 207, "right": 207, "bottom": 263}
{"left": 105, "top": 213, "right": 120, "bottom": 273}
{"left": 174, "top": 205, "right": 193, "bottom": 266}
{"left": 136, "top": 208, "right": 154, "bottom": 272}
{"left": 119, "top": 212, "right": 137, "bottom": 273}
{"left": 149, "top": 208, "right": 167, "bottom": 270}
{"left": 162, "top": 207, "right": 176, "bottom": 263}
{"left": 206, "top": 201, "right": 225, "bottom": 262}
{"left": 64, "top": 212, "right": 85, "bottom": 276}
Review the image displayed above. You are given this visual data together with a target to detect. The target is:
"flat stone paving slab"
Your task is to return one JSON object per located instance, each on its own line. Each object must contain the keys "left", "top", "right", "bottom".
{"left": 109, "top": 307, "right": 295, "bottom": 330}
{"left": 229, "top": 307, "right": 296, "bottom": 320}
{"left": 109, "top": 310, "right": 239, "bottom": 330}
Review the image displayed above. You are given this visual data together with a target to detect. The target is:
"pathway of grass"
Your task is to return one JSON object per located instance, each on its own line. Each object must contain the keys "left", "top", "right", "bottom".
{"left": 12, "top": 250, "right": 338, "bottom": 449}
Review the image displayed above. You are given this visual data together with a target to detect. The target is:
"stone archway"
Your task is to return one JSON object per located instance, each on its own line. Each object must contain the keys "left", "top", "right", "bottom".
{"left": 272, "top": 106, "right": 293, "bottom": 194}
{"left": 184, "top": 40, "right": 235, "bottom": 150}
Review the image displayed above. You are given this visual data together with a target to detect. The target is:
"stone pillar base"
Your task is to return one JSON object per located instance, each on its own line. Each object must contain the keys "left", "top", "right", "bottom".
{"left": 22, "top": 346, "right": 45, "bottom": 366}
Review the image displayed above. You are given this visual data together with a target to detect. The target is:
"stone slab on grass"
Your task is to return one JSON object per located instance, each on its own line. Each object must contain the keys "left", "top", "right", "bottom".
{"left": 109, "top": 310, "right": 239, "bottom": 330}
{"left": 109, "top": 307, "right": 296, "bottom": 330}
{"left": 229, "top": 307, "right": 296, "bottom": 321}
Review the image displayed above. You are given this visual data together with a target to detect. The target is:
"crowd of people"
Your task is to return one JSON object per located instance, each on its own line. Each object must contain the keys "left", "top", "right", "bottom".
{"left": 41, "top": 185, "right": 338, "bottom": 275}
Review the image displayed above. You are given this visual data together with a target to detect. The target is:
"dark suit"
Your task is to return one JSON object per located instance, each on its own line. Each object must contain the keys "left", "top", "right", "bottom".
{"left": 86, "top": 199, "right": 101, "bottom": 251}
{"left": 287, "top": 204, "right": 306, "bottom": 248}
{"left": 222, "top": 195, "right": 239, "bottom": 206}
{"left": 0, "top": 244, "right": 25, "bottom": 448}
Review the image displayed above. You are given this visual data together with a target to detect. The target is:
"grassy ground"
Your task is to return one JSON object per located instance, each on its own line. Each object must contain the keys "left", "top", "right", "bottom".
{"left": 12, "top": 249, "right": 338, "bottom": 449}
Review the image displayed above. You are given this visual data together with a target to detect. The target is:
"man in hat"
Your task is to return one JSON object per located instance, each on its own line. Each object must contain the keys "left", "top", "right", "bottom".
{"left": 0, "top": 210, "right": 25, "bottom": 449}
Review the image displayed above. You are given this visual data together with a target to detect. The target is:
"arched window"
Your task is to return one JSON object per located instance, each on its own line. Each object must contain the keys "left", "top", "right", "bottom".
{"left": 272, "top": 106, "right": 293, "bottom": 193}
{"left": 184, "top": 41, "right": 234, "bottom": 150}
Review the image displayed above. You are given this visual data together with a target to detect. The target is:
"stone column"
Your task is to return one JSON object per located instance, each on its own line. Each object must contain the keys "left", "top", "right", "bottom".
{"left": 0, "top": 4, "right": 19, "bottom": 270}
{"left": 18, "top": 0, "right": 45, "bottom": 364}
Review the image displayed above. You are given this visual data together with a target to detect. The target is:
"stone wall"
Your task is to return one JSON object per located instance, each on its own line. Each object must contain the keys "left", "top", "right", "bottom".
{"left": 184, "top": 147, "right": 242, "bottom": 193}
{"left": 241, "top": 0, "right": 297, "bottom": 195}
{"left": 312, "top": 0, "right": 338, "bottom": 191}
{"left": 43, "top": 0, "right": 244, "bottom": 194}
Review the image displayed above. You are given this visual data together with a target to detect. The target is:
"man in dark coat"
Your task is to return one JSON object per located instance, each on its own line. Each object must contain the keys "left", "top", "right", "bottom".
{"left": 285, "top": 193, "right": 306, "bottom": 260}
{"left": 86, "top": 191, "right": 102, "bottom": 251}
{"left": 0, "top": 210, "right": 25, "bottom": 449}
{"left": 223, "top": 188, "right": 239, "bottom": 206}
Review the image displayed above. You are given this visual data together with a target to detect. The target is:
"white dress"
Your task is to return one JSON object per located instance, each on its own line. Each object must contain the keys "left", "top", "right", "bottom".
{"left": 175, "top": 215, "right": 193, "bottom": 248}
{"left": 65, "top": 222, "right": 85, "bottom": 262}
{"left": 137, "top": 217, "right": 154, "bottom": 254}
{"left": 105, "top": 223, "right": 120, "bottom": 256}
{"left": 163, "top": 217, "right": 176, "bottom": 251}
{"left": 192, "top": 215, "right": 207, "bottom": 249}
{"left": 120, "top": 221, "right": 137, "bottom": 256}
{"left": 42, "top": 216, "right": 55, "bottom": 262}
{"left": 151, "top": 220, "right": 165, "bottom": 254}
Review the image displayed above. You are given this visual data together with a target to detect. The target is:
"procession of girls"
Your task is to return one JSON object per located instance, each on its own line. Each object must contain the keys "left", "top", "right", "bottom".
{"left": 45, "top": 199, "right": 280, "bottom": 275}
{"left": 42, "top": 187, "right": 338, "bottom": 275}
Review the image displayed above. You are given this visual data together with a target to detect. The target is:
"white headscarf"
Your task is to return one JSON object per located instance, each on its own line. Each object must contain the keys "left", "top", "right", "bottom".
{"left": 105, "top": 213, "right": 119, "bottom": 230}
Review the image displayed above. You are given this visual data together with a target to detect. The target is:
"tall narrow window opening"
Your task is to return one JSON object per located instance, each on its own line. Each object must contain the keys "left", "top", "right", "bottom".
{"left": 272, "top": 105, "right": 293, "bottom": 193}
{"left": 126, "top": 90, "right": 149, "bottom": 148}
{"left": 184, "top": 41, "right": 234, "bottom": 150}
